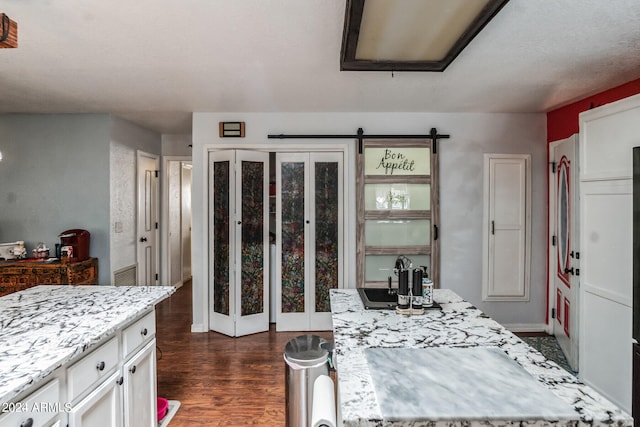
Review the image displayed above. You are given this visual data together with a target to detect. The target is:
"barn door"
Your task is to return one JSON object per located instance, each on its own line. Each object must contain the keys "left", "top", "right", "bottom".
{"left": 209, "top": 150, "right": 270, "bottom": 337}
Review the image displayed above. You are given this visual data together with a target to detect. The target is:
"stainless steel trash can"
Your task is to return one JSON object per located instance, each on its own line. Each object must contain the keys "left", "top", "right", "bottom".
{"left": 284, "top": 334, "right": 330, "bottom": 427}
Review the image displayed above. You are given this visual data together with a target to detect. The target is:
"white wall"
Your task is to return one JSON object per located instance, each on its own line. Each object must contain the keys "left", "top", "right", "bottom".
{"left": 162, "top": 134, "right": 193, "bottom": 157}
{"left": 109, "top": 117, "right": 162, "bottom": 280}
{"left": 191, "top": 112, "right": 547, "bottom": 332}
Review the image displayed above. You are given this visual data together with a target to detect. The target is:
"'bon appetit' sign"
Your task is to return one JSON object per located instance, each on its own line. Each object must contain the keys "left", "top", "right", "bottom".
{"left": 365, "top": 147, "right": 430, "bottom": 176}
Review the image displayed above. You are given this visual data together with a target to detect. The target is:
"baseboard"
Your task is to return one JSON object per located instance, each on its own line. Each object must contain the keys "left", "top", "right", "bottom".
{"left": 191, "top": 323, "right": 207, "bottom": 333}
{"left": 503, "top": 323, "right": 547, "bottom": 333}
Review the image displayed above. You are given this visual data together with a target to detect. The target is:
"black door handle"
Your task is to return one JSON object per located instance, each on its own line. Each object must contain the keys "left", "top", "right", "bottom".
{"left": 140, "top": 237, "right": 148, "bottom": 242}
{"left": 564, "top": 267, "right": 574, "bottom": 275}
{"left": 20, "top": 418, "right": 34, "bottom": 427}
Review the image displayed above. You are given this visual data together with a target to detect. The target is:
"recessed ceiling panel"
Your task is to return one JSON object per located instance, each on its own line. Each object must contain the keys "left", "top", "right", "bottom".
{"left": 341, "top": 0, "right": 509, "bottom": 71}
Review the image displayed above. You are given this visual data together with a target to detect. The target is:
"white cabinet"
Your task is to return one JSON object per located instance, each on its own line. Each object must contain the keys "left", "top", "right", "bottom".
{"left": 0, "top": 379, "right": 63, "bottom": 427}
{"left": 482, "top": 154, "right": 531, "bottom": 301}
{"left": 123, "top": 340, "right": 157, "bottom": 427}
{"left": 68, "top": 371, "right": 122, "bottom": 427}
{"left": 67, "top": 337, "right": 119, "bottom": 404}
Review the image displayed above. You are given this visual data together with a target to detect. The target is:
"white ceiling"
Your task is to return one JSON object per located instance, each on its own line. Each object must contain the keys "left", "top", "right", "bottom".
{"left": 1, "top": 0, "right": 640, "bottom": 135}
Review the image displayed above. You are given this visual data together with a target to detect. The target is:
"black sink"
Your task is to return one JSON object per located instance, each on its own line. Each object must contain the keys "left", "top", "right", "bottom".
{"left": 357, "top": 288, "right": 397, "bottom": 310}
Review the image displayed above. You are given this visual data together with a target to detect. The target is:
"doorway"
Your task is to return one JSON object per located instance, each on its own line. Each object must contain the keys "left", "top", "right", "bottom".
{"left": 163, "top": 157, "right": 192, "bottom": 288}
{"left": 548, "top": 134, "right": 579, "bottom": 372}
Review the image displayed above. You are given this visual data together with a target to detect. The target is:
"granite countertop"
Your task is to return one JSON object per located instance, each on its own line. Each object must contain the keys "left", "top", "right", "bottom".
{"left": 330, "top": 288, "right": 633, "bottom": 427}
{"left": 0, "top": 285, "right": 175, "bottom": 405}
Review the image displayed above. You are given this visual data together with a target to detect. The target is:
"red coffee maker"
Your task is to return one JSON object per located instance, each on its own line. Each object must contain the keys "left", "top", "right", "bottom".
{"left": 59, "top": 229, "right": 90, "bottom": 262}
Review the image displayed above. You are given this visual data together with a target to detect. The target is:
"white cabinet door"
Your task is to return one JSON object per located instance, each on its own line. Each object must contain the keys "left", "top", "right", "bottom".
{"left": 123, "top": 340, "right": 157, "bottom": 427}
{"left": 482, "top": 154, "right": 531, "bottom": 301}
{"left": 68, "top": 371, "right": 122, "bottom": 427}
{"left": 276, "top": 152, "right": 343, "bottom": 331}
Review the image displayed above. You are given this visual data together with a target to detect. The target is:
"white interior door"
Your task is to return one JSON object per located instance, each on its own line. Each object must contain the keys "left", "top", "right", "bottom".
{"left": 549, "top": 134, "right": 579, "bottom": 371}
{"left": 137, "top": 151, "right": 159, "bottom": 286}
{"left": 276, "top": 152, "right": 343, "bottom": 331}
{"left": 482, "top": 154, "right": 531, "bottom": 301}
{"left": 209, "top": 150, "right": 270, "bottom": 337}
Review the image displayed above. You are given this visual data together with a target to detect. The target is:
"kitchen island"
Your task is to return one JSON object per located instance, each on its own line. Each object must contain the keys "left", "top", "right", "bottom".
{"left": 330, "top": 289, "right": 632, "bottom": 427}
{"left": 0, "top": 285, "right": 175, "bottom": 426}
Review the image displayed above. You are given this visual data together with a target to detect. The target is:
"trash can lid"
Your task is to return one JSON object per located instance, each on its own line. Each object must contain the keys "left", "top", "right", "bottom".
{"left": 284, "top": 334, "right": 329, "bottom": 366}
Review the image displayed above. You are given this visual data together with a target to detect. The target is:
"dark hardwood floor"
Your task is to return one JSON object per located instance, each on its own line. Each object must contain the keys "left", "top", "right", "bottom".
{"left": 155, "top": 280, "right": 333, "bottom": 426}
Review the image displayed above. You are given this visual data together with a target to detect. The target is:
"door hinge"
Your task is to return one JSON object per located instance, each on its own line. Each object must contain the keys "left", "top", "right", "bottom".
{"left": 550, "top": 161, "right": 556, "bottom": 173}
{"left": 155, "top": 222, "right": 159, "bottom": 229}
{"left": 552, "top": 235, "right": 556, "bottom": 246}
{"left": 575, "top": 268, "right": 580, "bottom": 276}
{"left": 551, "top": 308, "right": 556, "bottom": 319}
{"left": 155, "top": 170, "right": 159, "bottom": 178}
{"left": 155, "top": 273, "right": 159, "bottom": 281}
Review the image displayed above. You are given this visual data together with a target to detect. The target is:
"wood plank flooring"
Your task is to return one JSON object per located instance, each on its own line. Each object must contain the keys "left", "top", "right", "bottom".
{"left": 155, "top": 280, "right": 333, "bottom": 426}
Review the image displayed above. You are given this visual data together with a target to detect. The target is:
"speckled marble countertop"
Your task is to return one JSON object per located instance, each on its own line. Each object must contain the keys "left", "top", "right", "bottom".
{"left": 0, "top": 285, "right": 175, "bottom": 405}
{"left": 330, "top": 289, "right": 633, "bottom": 427}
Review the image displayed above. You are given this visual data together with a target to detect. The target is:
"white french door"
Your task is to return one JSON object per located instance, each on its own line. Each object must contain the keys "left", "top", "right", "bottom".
{"left": 549, "top": 134, "right": 579, "bottom": 372}
{"left": 276, "top": 152, "right": 343, "bottom": 331}
{"left": 208, "top": 150, "right": 270, "bottom": 337}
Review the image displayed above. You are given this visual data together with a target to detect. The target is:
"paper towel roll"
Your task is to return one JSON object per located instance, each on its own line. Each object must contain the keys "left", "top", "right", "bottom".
{"left": 311, "top": 374, "right": 336, "bottom": 427}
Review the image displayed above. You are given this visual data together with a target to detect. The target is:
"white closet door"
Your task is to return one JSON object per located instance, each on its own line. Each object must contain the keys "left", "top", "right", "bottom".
{"left": 482, "top": 154, "right": 531, "bottom": 301}
{"left": 276, "top": 152, "right": 343, "bottom": 331}
{"left": 209, "top": 150, "right": 270, "bottom": 337}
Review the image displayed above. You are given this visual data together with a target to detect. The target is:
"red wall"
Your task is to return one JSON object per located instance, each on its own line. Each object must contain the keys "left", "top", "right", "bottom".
{"left": 547, "top": 77, "right": 640, "bottom": 143}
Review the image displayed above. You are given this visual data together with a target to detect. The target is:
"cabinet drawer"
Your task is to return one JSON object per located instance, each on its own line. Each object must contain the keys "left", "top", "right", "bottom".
{"left": 122, "top": 310, "right": 155, "bottom": 358}
{"left": 67, "top": 336, "right": 119, "bottom": 402}
{"left": 0, "top": 378, "right": 61, "bottom": 427}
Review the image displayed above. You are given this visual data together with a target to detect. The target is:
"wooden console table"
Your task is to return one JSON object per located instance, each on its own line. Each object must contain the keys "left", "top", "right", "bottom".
{"left": 0, "top": 258, "right": 98, "bottom": 297}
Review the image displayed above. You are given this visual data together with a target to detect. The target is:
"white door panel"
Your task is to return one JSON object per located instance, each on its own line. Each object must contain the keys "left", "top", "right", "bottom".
{"left": 483, "top": 154, "right": 531, "bottom": 301}
{"left": 137, "top": 152, "right": 159, "bottom": 286}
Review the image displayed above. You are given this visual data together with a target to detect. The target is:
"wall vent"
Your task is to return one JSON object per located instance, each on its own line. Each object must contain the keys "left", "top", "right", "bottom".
{"left": 113, "top": 264, "right": 137, "bottom": 286}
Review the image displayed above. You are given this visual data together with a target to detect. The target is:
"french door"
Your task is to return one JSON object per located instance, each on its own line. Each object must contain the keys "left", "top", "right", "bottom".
{"left": 276, "top": 152, "right": 343, "bottom": 331}
{"left": 209, "top": 150, "right": 270, "bottom": 337}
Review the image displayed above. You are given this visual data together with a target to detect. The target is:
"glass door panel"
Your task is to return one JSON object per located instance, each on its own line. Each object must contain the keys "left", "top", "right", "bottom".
{"left": 365, "top": 219, "right": 431, "bottom": 246}
{"left": 314, "top": 161, "right": 340, "bottom": 313}
{"left": 364, "top": 183, "right": 430, "bottom": 210}
{"left": 364, "top": 147, "right": 430, "bottom": 176}
{"left": 280, "top": 161, "right": 306, "bottom": 313}
{"left": 365, "top": 254, "right": 431, "bottom": 282}
{"left": 213, "top": 161, "right": 230, "bottom": 316}
{"left": 240, "top": 160, "right": 265, "bottom": 316}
